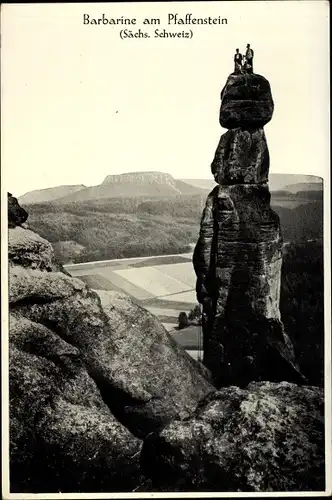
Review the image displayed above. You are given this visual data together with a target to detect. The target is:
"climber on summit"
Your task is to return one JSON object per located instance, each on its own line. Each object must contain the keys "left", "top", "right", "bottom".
{"left": 244, "top": 43, "right": 254, "bottom": 73}
{"left": 233, "top": 48, "right": 243, "bottom": 73}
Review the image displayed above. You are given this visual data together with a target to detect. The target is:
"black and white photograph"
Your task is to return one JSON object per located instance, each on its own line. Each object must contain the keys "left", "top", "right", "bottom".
{"left": 1, "top": 1, "right": 331, "bottom": 497}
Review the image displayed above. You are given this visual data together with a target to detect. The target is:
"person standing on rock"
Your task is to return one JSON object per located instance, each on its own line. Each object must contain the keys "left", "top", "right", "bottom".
{"left": 233, "top": 48, "right": 243, "bottom": 73}
{"left": 244, "top": 43, "right": 254, "bottom": 73}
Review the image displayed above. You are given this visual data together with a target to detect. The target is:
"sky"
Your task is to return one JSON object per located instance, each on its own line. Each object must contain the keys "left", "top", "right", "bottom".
{"left": 1, "top": 1, "right": 330, "bottom": 197}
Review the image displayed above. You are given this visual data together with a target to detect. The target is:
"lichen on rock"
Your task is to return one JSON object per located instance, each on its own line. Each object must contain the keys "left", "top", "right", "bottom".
{"left": 8, "top": 201, "right": 214, "bottom": 492}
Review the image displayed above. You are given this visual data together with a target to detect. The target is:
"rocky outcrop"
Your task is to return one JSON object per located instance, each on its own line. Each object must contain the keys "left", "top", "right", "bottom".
{"left": 8, "top": 202, "right": 214, "bottom": 492}
{"left": 89, "top": 289, "right": 213, "bottom": 437}
{"left": 18, "top": 185, "right": 86, "bottom": 205}
{"left": 10, "top": 314, "right": 142, "bottom": 493}
{"left": 8, "top": 182, "right": 324, "bottom": 493}
{"left": 194, "top": 184, "right": 304, "bottom": 386}
{"left": 142, "top": 381, "right": 325, "bottom": 492}
{"left": 9, "top": 262, "right": 213, "bottom": 436}
{"left": 8, "top": 59, "right": 324, "bottom": 493}
{"left": 193, "top": 73, "right": 304, "bottom": 386}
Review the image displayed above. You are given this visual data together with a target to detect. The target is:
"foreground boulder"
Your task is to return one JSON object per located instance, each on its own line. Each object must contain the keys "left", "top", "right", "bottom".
{"left": 141, "top": 381, "right": 325, "bottom": 492}
{"left": 9, "top": 209, "right": 214, "bottom": 491}
{"left": 193, "top": 70, "right": 305, "bottom": 387}
{"left": 10, "top": 314, "right": 142, "bottom": 493}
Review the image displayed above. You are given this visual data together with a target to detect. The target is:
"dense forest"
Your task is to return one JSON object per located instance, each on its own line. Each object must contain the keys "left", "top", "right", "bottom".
{"left": 23, "top": 194, "right": 323, "bottom": 264}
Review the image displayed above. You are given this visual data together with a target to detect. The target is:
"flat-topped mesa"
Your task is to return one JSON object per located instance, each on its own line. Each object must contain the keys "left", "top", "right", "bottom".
{"left": 102, "top": 171, "right": 176, "bottom": 186}
{"left": 219, "top": 73, "right": 274, "bottom": 129}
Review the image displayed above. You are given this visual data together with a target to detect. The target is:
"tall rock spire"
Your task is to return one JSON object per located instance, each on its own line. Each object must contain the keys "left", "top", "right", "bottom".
{"left": 193, "top": 69, "right": 305, "bottom": 387}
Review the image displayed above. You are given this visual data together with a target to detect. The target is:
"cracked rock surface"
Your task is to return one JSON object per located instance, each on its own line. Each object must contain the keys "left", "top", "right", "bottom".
{"left": 219, "top": 73, "right": 274, "bottom": 129}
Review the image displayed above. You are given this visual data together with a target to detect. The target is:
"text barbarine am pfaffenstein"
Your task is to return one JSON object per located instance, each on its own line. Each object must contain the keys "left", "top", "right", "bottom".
{"left": 82, "top": 13, "right": 228, "bottom": 39}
